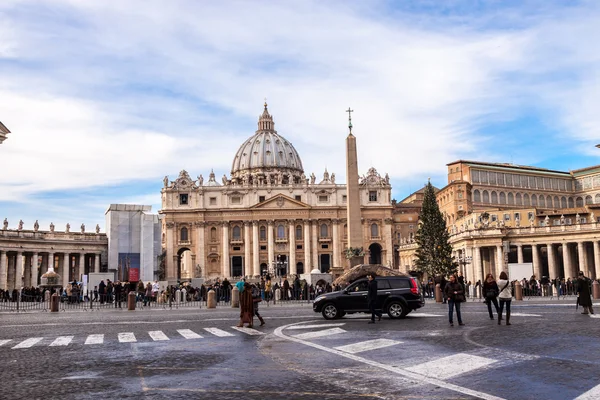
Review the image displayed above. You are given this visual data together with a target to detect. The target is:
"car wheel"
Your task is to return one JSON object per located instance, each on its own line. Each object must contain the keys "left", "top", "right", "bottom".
{"left": 387, "top": 301, "right": 407, "bottom": 319}
{"left": 322, "top": 303, "right": 339, "bottom": 320}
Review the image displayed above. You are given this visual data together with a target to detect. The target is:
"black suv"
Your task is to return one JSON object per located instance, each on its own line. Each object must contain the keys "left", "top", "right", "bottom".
{"left": 313, "top": 276, "right": 424, "bottom": 320}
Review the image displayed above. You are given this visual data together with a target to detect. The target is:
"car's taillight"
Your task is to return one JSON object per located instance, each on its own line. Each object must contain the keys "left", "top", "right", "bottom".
{"left": 410, "top": 278, "right": 419, "bottom": 295}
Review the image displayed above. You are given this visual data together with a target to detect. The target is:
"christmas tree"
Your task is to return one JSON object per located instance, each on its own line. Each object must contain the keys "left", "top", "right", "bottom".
{"left": 414, "top": 181, "right": 457, "bottom": 277}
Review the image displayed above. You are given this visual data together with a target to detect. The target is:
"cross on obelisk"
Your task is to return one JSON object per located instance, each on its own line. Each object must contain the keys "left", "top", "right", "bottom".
{"left": 346, "top": 107, "right": 354, "bottom": 133}
{"left": 345, "top": 107, "right": 363, "bottom": 270}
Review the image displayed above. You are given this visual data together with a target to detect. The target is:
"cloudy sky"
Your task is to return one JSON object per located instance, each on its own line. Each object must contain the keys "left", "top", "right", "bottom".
{"left": 1, "top": 0, "right": 599, "bottom": 231}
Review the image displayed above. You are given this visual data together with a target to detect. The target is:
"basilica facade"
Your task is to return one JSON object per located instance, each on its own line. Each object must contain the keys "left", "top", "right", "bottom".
{"left": 159, "top": 104, "right": 393, "bottom": 281}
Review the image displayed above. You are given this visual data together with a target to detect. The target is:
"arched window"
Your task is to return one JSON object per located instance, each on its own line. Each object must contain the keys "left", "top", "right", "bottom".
{"left": 531, "top": 194, "right": 537, "bottom": 206}
{"left": 491, "top": 191, "right": 498, "bottom": 204}
{"left": 499, "top": 192, "right": 506, "bottom": 204}
{"left": 295, "top": 225, "right": 302, "bottom": 240}
{"left": 277, "top": 224, "right": 285, "bottom": 239}
{"left": 508, "top": 193, "right": 514, "bottom": 205}
{"left": 539, "top": 195, "right": 545, "bottom": 208}
{"left": 595, "top": 194, "right": 600, "bottom": 204}
{"left": 568, "top": 197, "right": 575, "bottom": 208}
{"left": 320, "top": 224, "right": 328, "bottom": 238}
{"left": 483, "top": 190, "right": 490, "bottom": 203}
{"left": 232, "top": 225, "right": 241, "bottom": 240}
{"left": 523, "top": 194, "right": 530, "bottom": 206}
{"left": 180, "top": 227, "right": 188, "bottom": 242}
{"left": 473, "top": 190, "right": 481, "bottom": 203}
{"left": 259, "top": 226, "right": 266, "bottom": 240}
{"left": 547, "top": 195, "right": 552, "bottom": 207}
{"left": 585, "top": 196, "right": 592, "bottom": 205}
{"left": 515, "top": 193, "right": 522, "bottom": 205}
{"left": 576, "top": 197, "right": 584, "bottom": 207}
{"left": 210, "top": 227, "right": 217, "bottom": 241}
{"left": 371, "top": 223, "right": 379, "bottom": 238}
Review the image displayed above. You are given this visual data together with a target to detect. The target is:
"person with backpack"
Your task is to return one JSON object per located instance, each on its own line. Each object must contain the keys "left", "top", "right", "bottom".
{"left": 483, "top": 273, "right": 501, "bottom": 320}
{"left": 497, "top": 271, "right": 513, "bottom": 325}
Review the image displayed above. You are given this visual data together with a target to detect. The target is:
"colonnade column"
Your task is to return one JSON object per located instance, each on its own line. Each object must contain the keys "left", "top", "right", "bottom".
{"left": 289, "top": 220, "right": 296, "bottom": 275}
{"left": 221, "top": 222, "right": 230, "bottom": 278}
{"left": 311, "top": 220, "right": 318, "bottom": 271}
{"left": 532, "top": 244, "right": 541, "bottom": 279}
{"left": 517, "top": 244, "right": 524, "bottom": 264}
{"left": 472, "top": 246, "right": 482, "bottom": 285}
{"left": 562, "top": 243, "right": 572, "bottom": 279}
{"left": 165, "top": 222, "right": 175, "bottom": 280}
{"left": 303, "top": 221, "right": 311, "bottom": 271}
{"left": 547, "top": 244, "right": 558, "bottom": 279}
{"left": 195, "top": 221, "right": 205, "bottom": 278}
{"left": 267, "top": 221, "right": 274, "bottom": 273}
{"left": 31, "top": 252, "right": 39, "bottom": 287}
{"left": 577, "top": 241, "right": 586, "bottom": 277}
{"left": 331, "top": 219, "right": 339, "bottom": 271}
{"left": 15, "top": 252, "right": 23, "bottom": 289}
{"left": 244, "top": 222, "right": 251, "bottom": 277}
{"left": 384, "top": 218, "right": 393, "bottom": 267}
{"left": 79, "top": 253, "right": 86, "bottom": 279}
{"left": 495, "top": 245, "right": 503, "bottom": 277}
{"left": 0, "top": 251, "right": 7, "bottom": 290}
{"left": 593, "top": 241, "right": 600, "bottom": 280}
{"left": 94, "top": 253, "right": 100, "bottom": 273}
{"left": 62, "top": 253, "right": 70, "bottom": 288}
{"left": 252, "top": 222, "right": 260, "bottom": 276}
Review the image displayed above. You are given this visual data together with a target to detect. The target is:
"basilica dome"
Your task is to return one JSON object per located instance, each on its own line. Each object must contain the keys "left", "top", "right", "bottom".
{"left": 230, "top": 104, "right": 304, "bottom": 184}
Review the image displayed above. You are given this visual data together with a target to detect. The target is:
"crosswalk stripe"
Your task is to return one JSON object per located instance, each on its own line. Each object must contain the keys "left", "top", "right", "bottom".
{"left": 510, "top": 313, "right": 541, "bottom": 317}
{"left": 588, "top": 314, "right": 600, "bottom": 319}
{"left": 0, "top": 339, "right": 11, "bottom": 347}
{"left": 204, "top": 328, "right": 234, "bottom": 337}
{"left": 409, "top": 313, "right": 443, "bottom": 318}
{"left": 406, "top": 353, "right": 496, "bottom": 379}
{"left": 231, "top": 326, "right": 265, "bottom": 335}
{"left": 292, "top": 327, "right": 346, "bottom": 340}
{"left": 12, "top": 337, "right": 43, "bottom": 349}
{"left": 334, "top": 339, "right": 402, "bottom": 354}
{"left": 177, "top": 329, "right": 203, "bottom": 339}
{"left": 50, "top": 336, "right": 73, "bottom": 347}
{"left": 286, "top": 323, "right": 346, "bottom": 330}
{"left": 85, "top": 334, "right": 104, "bottom": 345}
{"left": 575, "top": 383, "right": 600, "bottom": 399}
{"left": 148, "top": 331, "right": 169, "bottom": 341}
{"left": 118, "top": 332, "right": 136, "bottom": 343}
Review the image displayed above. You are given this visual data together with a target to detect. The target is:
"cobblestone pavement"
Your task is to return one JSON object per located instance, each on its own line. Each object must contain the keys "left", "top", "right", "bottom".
{"left": 0, "top": 300, "right": 598, "bottom": 400}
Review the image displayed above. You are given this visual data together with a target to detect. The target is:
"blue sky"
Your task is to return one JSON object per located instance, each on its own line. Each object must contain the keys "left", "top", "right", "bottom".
{"left": 1, "top": 0, "right": 599, "bottom": 231}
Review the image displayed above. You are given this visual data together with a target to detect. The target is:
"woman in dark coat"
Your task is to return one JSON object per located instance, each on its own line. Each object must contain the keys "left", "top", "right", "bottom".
{"left": 577, "top": 271, "right": 594, "bottom": 315}
{"left": 237, "top": 282, "right": 255, "bottom": 328}
{"left": 444, "top": 275, "right": 465, "bottom": 327}
{"left": 483, "top": 273, "right": 500, "bottom": 320}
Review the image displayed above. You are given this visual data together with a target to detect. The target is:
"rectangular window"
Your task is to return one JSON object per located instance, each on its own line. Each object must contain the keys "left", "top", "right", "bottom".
{"left": 321, "top": 244, "right": 329, "bottom": 249}
{"left": 295, "top": 195, "right": 301, "bottom": 201}
{"left": 566, "top": 218, "right": 572, "bottom": 225}
{"left": 553, "top": 220, "right": 560, "bottom": 226}
{"left": 514, "top": 212, "right": 520, "bottom": 220}
{"left": 581, "top": 217, "right": 587, "bottom": 224}
{"left": 369, "top": 191, "right": 378, "bottom": 202}
{"left": 179, "top": 194, "right": 188, "bottom": 205}
{"left": 389, "top": 279, "right": 410, "bottom": 289}
{"left": 528, "top": 212, "right": 534, "bottom": 220}
{"left": 318, "top": 195, "right": 328, "bottom": 202}
{"left": 504, "top": 213, "right": 510, "bottom": 221}
{"left": 260, "top": 245, "right": 267, "bottom": 251}
{"left": 231, "top": 196, "right": 241, "bottom": 204}
{"left": 491, "top": 214, "right": 497, "bottom": 222}
{"left": 342, "top": 195, "right": 347, "bottom": 202}
{"left": 259, "top": 196, "right": 266, "bottom": 202}
{"left": 296, "top": 245, "right": 302, "bottom": 250}
{"left": 233, "top": 246, "right": 241, "bottom": 251}
{"left": 409, "top": 225, "right": 413, "bottom": 230}
{"left": 209, "top": 197, "right": 217, "bottom": 205}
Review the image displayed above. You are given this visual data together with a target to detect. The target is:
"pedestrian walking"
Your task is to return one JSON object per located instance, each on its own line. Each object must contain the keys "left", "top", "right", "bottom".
{"left": 444, "top": 274, "right": 465, "bottom": 327}
{"left": 237, "top": 282, "right": 254, "bottom": 328}
{"left": 577, "top": 271, "right": 594, "bottom": 315}
{"left": 497, "top": 271, "right": 512, "bottom": 325}
{"left": 483, "top": 273, "right": 500, "bottom": 320}
{"left": 367, "top": 273, "right": 382, "bottom": 324}
{"left": 144, "top": 282, "right": 153, "bottom": 307}
{"left": 252, "top": 284, "right": 265, "bottom": 326}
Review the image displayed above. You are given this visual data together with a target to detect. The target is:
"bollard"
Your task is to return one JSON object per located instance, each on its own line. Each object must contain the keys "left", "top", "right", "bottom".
{"left": 435, "top": 284, "right": 442, "bottom": 303}
{"left": 175, "top": 289, "right": 181, "bottom": 304}
{"left": 44, "top": 290, "right": 50, "bottom": 303}
{"left": 207, "top": 289, "right": 216, "bottom": 308}
{"left": 50, "top": 293, "right": 59, "bottom": 312}
{"left": 231, "top": 286, "right": 239, "bottom": 308}
{"left": 275, "top": 288, "right": 281, "bottom": 301}
{"left": 593, "top": 281, "right": 600, "bottom": 300}
{"left": 515, "top": 280, "right": 523, "bottom": 301}
{"left": 127, "top": 292, "right": 136, "bottom": 310}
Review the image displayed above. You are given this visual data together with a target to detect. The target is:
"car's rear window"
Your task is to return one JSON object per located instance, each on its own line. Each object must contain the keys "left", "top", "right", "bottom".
{"left": 389, "top": 279, "right": 410, "bottom": 289}
{"left": 377, "top": 280, "right": 391, "bottom": 289}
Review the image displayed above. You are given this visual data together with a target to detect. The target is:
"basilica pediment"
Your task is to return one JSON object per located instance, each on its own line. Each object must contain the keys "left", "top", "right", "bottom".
{"left": 250, "top": 194, "right": 310, "bottom": 209}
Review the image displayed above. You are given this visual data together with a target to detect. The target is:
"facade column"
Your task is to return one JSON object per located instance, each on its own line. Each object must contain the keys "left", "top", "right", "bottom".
{"left": 267, "top": 220, "right": 274, "bottom": 273}
{"left": 331, "top": 219, "right": 339, "bottom": 271}
{"left": 577, "top": 241, "right": 586, "bottom": 277}
{"left": 62, "top": 253, "right": 70, "bottom": 288}
{"left": 593, "top": 241, "right": 600, "bottom": 280}
{"left": 304, "top": 220, "right": 311, "bottom": 271}
{"left": 289, "top": 220, "right": 296, "bottom": 275}
{"left": 495, "top": 245, "right": 503, "bottom": 277}
{"left": 473, "top": 246, "right": 483, "bottom": 286}
{"left": 165, "top": 222, "right": 175, "bottom": 280}
{"left": 221, "top": 222, "right": 230, "bottom": 278}
{"left": 252, "top": 222, "right": 260, "bottom": 276}
{"left": 547, "top": 244, "right": 558, "bottom": 279}
{"left": 15, "top": 252, "right": 23, "bottom": 289}
{"left": 244, "top": 222, "right": 251, "bottom": 277}
{"left": 79, "top": 253, "right": 86, "bottom": 279}
{"left": 31, "top": 252, "right": 39, "bottom": 287}
{"left": 517, "top": 244, "right": 524, "bottom": 264}
{"left": 532, "top": 244, "right": 541, "bottom": 279}
{"left": 311, "top": 220, "right": 319, "bottom": 271}
{"left": 562, "top": 243, "right": 572, "bottom": 279}
{"left": 384, "top": 218, "right": 393, "bottom": 267}
{"left": 0, "top": 251, "right": 7, "bottom": 290}
{"left": 195, "top": 221, "right": 205, "bottom": 278}
{"left": 94, "top": 253, "right": 100, "bottom": 273}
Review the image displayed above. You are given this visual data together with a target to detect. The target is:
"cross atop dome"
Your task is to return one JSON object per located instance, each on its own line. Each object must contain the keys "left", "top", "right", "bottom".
{"left": 258, "top": 101, "right": 274, "bottom": 131}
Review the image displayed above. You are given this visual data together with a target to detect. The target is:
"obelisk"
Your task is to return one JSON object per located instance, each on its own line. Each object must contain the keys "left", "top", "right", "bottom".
{"left": 345, "top": 108, "right": 364, "bottom": 269}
